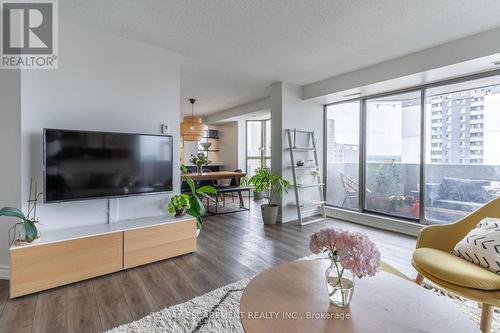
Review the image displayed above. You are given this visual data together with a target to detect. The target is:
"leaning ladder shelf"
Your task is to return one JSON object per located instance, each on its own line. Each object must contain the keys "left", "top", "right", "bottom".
{"left": 286, "top": 129, "right": 326, "bottom": 225}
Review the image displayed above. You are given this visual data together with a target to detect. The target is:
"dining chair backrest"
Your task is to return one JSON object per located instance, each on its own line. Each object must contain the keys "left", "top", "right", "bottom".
{"left": 230, "top": 169, "right": 243, "bottom": 187}
{"left": 197, "top": 170, "right": 215, "bottom": 187}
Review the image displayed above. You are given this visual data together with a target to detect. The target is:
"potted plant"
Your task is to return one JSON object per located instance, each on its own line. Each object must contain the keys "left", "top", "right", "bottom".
{"left": 253, "top": 147, "right": 266, "bottom": 201}
{"left": 180, "top": 165, "right": 217, "bottom": 235}
{"left": 388, "top": 195, "right": 415, "bottom": 216}
{"left": 0, "top": 207, "right": 39, "bottom": 244}
{"left": 1, "top": 180, "right": 41, "bottom": 244}
{"left": 246, "top": 167, "right": 289, "bottom": 224}
{"left": 168, "top": 194, "right": 190, "bottom": 217}
{"left": 189, "top": 153, "right": 210, "bottom": 174}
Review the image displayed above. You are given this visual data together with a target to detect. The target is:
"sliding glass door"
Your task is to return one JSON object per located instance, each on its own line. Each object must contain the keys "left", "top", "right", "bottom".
{"left": 364, "top": 91, "right": 421, "bottom": 220}
{"left": 325, "top": 72, "right": 500, "bottom": 225}
{"left": 424, "top": 76, "right": 500, "bottom": 223}
{"left": 325, "top": 101, "right": 360, "bottom": 210}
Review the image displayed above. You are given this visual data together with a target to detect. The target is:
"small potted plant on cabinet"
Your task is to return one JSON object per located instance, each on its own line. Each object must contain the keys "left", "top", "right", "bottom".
{"left": 0, "top": 180, "right": 41, "bottom": 244}
{"left": 175, "top": 165, "right": 217, "bottom": 236}
{"left": 168, "top": 194, "right": 190, "bottom": 217}
{"left": 0, "top": 207, "right": 39, "bottom": 244}
{"left": 246, "top": 167, "right": 289, "bottom": 225}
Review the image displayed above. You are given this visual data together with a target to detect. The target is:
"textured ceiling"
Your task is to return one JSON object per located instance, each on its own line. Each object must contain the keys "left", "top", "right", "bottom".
{"left": 61, "top": 0, "right": 500, "bottom": 115}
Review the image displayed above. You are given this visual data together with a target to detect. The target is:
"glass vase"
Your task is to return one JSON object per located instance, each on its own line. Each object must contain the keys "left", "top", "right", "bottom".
{"left": 196, "top": 165, "right": 203, "bottom": 174}
{"left": 325, "top": 257, "right": 355, "bottom": 307}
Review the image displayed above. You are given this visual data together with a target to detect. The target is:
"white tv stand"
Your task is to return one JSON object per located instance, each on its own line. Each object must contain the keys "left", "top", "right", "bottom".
{"left": 9, "top": 215, "right": 196, "bottom": 298}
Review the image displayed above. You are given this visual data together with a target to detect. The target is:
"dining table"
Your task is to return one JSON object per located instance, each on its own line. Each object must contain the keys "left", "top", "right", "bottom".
{"left": 180, "top": 171, "right": 246, "bottom": 185}
{"left": 181, "top": 171, "right": 249, "bottom": 213}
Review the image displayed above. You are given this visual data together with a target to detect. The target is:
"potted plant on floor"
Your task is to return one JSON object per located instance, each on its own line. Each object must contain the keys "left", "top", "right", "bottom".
{"left": 168, "top": 194, "right": 190, "bottom": 217}
{"left": 388, "top": 194, "right": 415, "bottom": 216}
{"left": 247, "top": 167, "right": 289, "bottom": 225}
{"left": 178, "top": 165, "right": 217, "bottom": 235}
{"left": 252, "top": 147, "right": 266, "bottom": 201}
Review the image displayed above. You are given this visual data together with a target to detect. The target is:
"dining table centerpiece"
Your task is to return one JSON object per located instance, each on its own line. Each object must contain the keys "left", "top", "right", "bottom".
{"left": 189, "top": 153, "right": 211, "bottom": 174}
{"left": 310, "top": 228, "right": 380, "bottom": 307}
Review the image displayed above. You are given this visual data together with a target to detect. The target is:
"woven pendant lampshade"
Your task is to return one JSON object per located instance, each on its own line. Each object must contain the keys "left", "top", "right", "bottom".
{"left": 181, "top": 116, "right": 205, "bottom": 141}
{"left": 181, "top": 98, "right": 206, "bottom": 141}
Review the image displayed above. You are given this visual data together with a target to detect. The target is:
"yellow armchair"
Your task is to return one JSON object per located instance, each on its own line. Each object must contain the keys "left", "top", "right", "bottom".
{"left": 412, "top": 197, "right": 500, "bottom": 333}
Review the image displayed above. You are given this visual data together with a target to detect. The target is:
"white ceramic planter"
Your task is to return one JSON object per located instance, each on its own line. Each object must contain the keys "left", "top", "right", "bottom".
{"left": 261, "top": 204, "right": 279, "bottom": 224}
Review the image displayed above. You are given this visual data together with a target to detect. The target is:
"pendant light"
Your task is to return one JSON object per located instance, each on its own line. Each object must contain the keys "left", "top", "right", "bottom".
{"left": 189, "top": 98, "right": 196, "bottom": 130}
{"left": 181, "top": 98, "right": 206, "bottom": 141}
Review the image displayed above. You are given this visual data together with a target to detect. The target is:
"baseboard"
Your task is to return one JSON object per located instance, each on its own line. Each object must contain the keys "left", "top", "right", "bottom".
{"left": 325, "top": 206, "right": 422, "bottom": 237}
{"left": 278, "top": 209, "right": 322, "bottom": 224}
{"left": 0, "top": 265, "right": 10, "bottom": 280}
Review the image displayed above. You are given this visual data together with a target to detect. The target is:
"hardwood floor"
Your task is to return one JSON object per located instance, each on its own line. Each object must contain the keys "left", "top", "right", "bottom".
{"left": 0, "top": 203, "right": 417, "bottom": 333}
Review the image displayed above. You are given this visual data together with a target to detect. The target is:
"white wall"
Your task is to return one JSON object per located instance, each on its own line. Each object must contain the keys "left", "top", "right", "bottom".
{"left": 205, "top": 97, "right": 270, "bottom": 124}
{"left": 18, "top": 23, "right": 181, "bottom": 237}
{"left": 199, "top": 120, "right": 247, "bottom": 172}
{"left": 183, "top": 141, "right": 199, "bottom": 164}
{"left": 217, "top": 122, "right": 239, "bottom": 171}
{"left": 0, "top": 70, "right": 22, "bottom": 277}
{"left": 271, "top": 82, "right": 324, "bottom": 223}
{"left": 237, "top": 120, "right": 247, "bottom": 171}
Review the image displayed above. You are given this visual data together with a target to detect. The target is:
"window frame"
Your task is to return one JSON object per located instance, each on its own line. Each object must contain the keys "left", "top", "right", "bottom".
{"left": 245, "top": 119, "right": 271, "bottom": 177}
{"left": 323, "top": 68, "right": 500, "bottom": 225}
{"left": 362, "top": 90, "right": 422, "bottom": 222}
{"left": 323, "top": 100, "right": 362, "bottom": 211}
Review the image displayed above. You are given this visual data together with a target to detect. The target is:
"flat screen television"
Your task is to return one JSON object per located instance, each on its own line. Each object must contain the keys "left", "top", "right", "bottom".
{"left": 44, "top": 129, "right": 173, "bottom": 203}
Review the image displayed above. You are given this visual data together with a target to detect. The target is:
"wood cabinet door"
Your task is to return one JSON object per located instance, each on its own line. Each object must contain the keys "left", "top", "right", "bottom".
{"left": 123, "top": 220, "right": 196, "bottom": 269}
{"left": 10, "top": 232, "right": 122, "bottom": 298}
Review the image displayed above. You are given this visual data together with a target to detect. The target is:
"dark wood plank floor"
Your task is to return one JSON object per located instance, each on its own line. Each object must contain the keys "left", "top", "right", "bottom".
{"left": 0, "top": 203, "right": 416, "bottom": 333}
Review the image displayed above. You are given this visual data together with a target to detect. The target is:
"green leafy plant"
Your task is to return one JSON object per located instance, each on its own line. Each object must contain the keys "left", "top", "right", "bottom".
{"left": 246, "top": 167, "right": 289, "bottom": 206}
{"left": 0, "top": 207, "right": 38, "bottom": 243}
{"left": 1, "top": 179, "right": 41, "bottom": 244}
{"left": 388, "top": 195, "right": 415, "bottom": 211}
{"left": 181, "top": 165, "right": 217, "bottom": 230}
{"left": 374, "top": 160, "right": 401, "bottom": 194}
{"left": 168, "top": 194, "right": 191, "bottom": 215}
{"left": 189, "top": 153, "right": 210, "bottom": 169}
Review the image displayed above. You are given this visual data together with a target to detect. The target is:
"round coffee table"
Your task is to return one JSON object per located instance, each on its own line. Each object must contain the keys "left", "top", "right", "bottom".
{"left": 240, "top": 260, "right": 480, "bottom": 333}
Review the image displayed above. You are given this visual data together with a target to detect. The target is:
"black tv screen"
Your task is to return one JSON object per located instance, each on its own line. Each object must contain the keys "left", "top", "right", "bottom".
{"left": 44, "top": 129, "right": 173, "bottom": 203}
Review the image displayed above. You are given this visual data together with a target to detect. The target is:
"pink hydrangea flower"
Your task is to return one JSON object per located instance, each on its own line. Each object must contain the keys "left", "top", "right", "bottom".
{"left": 309, "top": 228, "right": 380, "bottom": 278}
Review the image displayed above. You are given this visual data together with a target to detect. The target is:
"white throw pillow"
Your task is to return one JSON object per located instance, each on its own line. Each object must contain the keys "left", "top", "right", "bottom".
{"left": 452, "top": 217, "right": 500, "bottom": 275}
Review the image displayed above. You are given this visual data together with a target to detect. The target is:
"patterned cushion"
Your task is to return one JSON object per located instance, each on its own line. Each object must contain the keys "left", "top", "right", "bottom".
{"left": 452, "top": 218, "right": 500, "bottom": 275}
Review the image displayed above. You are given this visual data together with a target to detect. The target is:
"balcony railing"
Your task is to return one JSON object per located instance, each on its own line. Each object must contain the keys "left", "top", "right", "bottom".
{"left": 326, "top": 162, "right": 500, "bottom": 224}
